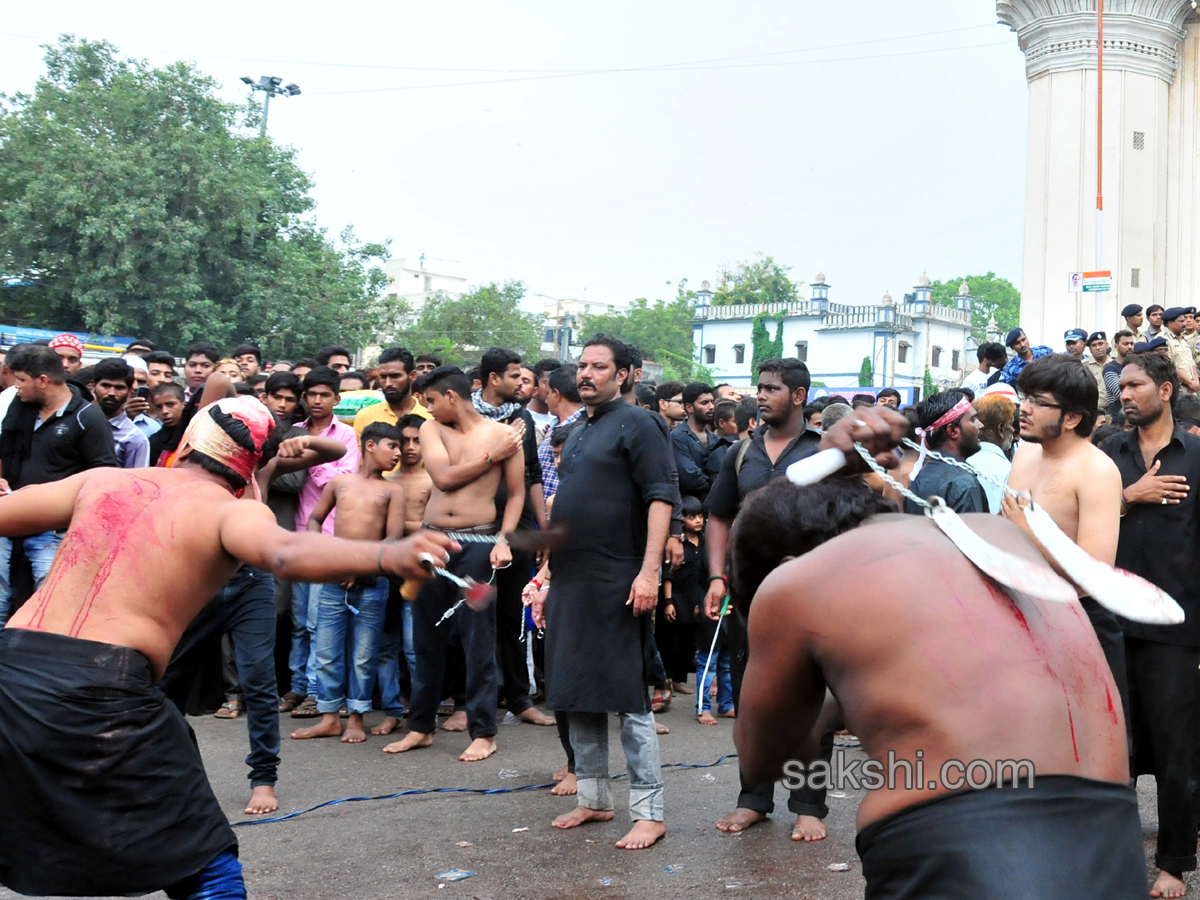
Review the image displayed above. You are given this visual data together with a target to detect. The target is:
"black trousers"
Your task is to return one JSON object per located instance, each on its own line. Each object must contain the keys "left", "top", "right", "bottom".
{"left": 1125, "top": 637, "right": 1200, "bottom": 874}
{"left": 1081, "top": 598, "right": 1131, "bottom": 751}
{"left": 728, "top": 608, "right": 829, "bottom": 818}
{"left": 494, "top": 547, "right": 535, "bottom": 715}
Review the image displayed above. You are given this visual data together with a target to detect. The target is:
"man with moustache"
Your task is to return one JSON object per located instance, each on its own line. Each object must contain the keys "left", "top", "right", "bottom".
{"left": 92, "top": 359, "right": 151, "bottom": 469}
{"left": 672, "top": 382, "right": 717, "bottom": 502}
{"left": 532, "top": 336, "right": 674, "bottom": 850}
{"left": 352, "top": 347, "right": 431, "bottom": 449}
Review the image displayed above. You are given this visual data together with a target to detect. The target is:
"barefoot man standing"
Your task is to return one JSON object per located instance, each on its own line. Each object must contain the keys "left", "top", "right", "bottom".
{"left": 532, "top": 336, "right": 675, "bottom": 850}
{"left": 384, "top": 365, "right": 524, "bottom": 763}
{"left": 0, "top": 396, "right": 457, "bottom": 899}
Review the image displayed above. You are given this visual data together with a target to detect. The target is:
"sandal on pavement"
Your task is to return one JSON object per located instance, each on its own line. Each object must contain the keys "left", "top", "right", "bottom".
{"left": 289, "top": 695, "right": 320, "bottom": 718}
{"left": 278, "top": 691, "right": 305, "bottom": 713}
{"left": 214, "top": 699, "right": 244, "bottom": 719}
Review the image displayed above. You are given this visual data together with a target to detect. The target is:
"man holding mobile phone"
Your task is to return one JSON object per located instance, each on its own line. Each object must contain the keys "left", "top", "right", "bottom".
{"left": 93, "top": 358, "right": 151, "bottom": 469}
{"left": 122, "top": 354, "right": 162, "bottom": 439}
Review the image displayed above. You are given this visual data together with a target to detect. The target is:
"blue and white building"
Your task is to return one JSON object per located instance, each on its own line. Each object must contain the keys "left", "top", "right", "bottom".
{"left": 692, "top": 273, "right": 975, "bottom": 393}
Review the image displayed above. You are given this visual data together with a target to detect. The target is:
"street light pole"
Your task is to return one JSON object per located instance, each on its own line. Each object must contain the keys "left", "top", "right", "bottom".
{"left": 240, "top": 76, "right": 301, "bottom": 137}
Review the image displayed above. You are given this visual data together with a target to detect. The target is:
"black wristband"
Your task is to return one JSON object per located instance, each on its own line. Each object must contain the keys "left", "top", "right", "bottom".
{"left": 706, "top": 574, "right": 727, "bottom": 583}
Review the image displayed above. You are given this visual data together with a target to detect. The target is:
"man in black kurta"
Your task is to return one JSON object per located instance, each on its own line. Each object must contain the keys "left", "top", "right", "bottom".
{"left": 544, "top": 336, "right": 675, "bottom": 850}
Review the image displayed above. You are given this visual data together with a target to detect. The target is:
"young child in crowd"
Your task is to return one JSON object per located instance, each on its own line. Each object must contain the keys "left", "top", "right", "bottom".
{"left": 373, "top": 415, "right": 433, "bottom": 736}
{"left": 292, "top": 422, "right": 405, "bottom": 744}
{"left": 679, "top": 498, "right": 733, "bottom": 725}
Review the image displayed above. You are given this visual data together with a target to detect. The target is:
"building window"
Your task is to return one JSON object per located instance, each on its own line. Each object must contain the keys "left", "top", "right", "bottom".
{"left": 733, "top": 344, "right": 745, "bottom": 364}
{"left": 704, "top": 344, "right": 716, "bottom": 365}
{"left": 1131, "top": 268, "right": 1141, "bottom": 288}
{"left": 794, "top": 341, "right": 808, "bottom": 362}
{"left": 543, "top": 328, "right": 556, "bottom": 344}
{"left": 897, "top": 342, "right": 909, "bottom": 364}
{"left": 1133, "top": 131, "right": 1145, "bottom": 150}
{"left": 952, "top": 349, "right": 961, "bottom": 371}
{"left": 932, "top": 346, "right": 943, "bottom": 368}
{"left": 423, "top": 275, "right": 433, "bottom": 291}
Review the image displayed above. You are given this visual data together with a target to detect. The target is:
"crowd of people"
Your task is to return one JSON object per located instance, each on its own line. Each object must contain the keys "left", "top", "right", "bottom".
{"left": 0, "top": 315, "right": 1196, "bottom": 898}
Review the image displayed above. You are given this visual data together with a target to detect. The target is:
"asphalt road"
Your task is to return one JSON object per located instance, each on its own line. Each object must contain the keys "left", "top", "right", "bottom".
{"left": 0, "top": 706, "right": 1186, "bottom": 899}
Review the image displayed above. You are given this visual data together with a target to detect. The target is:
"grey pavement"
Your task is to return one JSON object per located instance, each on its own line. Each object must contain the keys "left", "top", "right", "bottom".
{"left": 0, "top": 706, "right": 1186, "bottom": 899}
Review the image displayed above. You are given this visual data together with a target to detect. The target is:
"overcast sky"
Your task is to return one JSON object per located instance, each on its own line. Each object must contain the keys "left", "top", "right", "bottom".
{"left": 0, "top": 1, "right": 1029, "bottom": 314}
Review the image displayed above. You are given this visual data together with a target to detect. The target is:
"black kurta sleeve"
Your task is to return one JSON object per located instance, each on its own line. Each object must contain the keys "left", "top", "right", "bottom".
{"left": 625, "top": 410, "right": 676, "bottom": 506}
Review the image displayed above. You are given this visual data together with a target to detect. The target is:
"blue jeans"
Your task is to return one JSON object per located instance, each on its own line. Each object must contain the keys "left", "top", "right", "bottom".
{"left": 696, "top": 646, "right": 733, "bottom": 714}
{"left": 160, "top": 566, "right": 280, "bottom": 787}
{"left": 377, "top": 600, "right": 417, "bottom": 718}
{"left": 0, "top": 530, "right": 64, "bottom": 627}
{"left": 312, "top": 579, "right": 387, "bottom": 714}
{"left": 288, "top": 583, "right": 320, "bottom": 697}
{"left": 570, "top": 711, "right": 664, "bottom": 822}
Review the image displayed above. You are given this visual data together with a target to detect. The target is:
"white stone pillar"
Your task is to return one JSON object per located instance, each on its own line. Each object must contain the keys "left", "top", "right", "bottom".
{"left": 998, "top": 1, "right": 1191, "bottom": 344}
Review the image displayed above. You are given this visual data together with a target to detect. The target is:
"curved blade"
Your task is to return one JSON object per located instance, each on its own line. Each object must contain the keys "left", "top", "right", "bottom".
{"left": 504, "top": 523, "right": 568, "bottom": 552}
{"left": 1023, "top": 504, "right": 1184, "bottom": 625}
{"left": 786, "top": 448, "right": 847, "bottom": 485}
{"left": 926, "top": 499, "right": 1078, "bottom": 605}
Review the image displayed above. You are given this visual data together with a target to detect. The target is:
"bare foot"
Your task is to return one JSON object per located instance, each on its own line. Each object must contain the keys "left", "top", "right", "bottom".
{"left": 616, "top": 819, "right": 666, "bottom": 850}
{"left": 552, "top": 764, "right": 570, "bottom": 782}
{"left": 719, "top": 709, "right": 736, "bottom": 719}
{"left": 655, "top": 722, "right": 670, "bottom": 735}
{"left": 383, "top": 730, "right": 433, "bottom": 754}
{"left": 716, "top": 808, "right": 768, "bottom": 833}
{"left": 517, "top": 707, "right": 556, "bottom": 726}
{"left": 244, "top": 785, "right": 278, "bottom": 815}
{"left": 550, "top": 773, "right": 577, "bottom": 796}
{"left": 552, "top": 806, "right": 614, "bottom": 830}
{"left": 672, "top": 681, "right": 693, "bottom": 695}
{"left": 371, "top": 716, "right": 401, "bottom": 736}
{"left": 341, "top": 713, "right": 367, "bottom": 744}
{"left": 459, "top": 737, "right": 497, "bottom": 762}
{"left": 1151, "top": 871, "right": 1187, "bottom": 899}
{"left": 791, "top": 814, "right": 826, "bottom": 842}
{"left": 442, "top": 710, "right": 468, "bottom": 732}
{"left": 697, "top": 711, "right": 717, "bottom": 726}
{"left": 290, "top": 713, "right": 342, "bottom": 740}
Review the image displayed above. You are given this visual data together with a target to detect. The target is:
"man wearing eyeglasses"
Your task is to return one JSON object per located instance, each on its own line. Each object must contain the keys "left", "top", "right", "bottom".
{"left": 654, "top": 381, "right": 687, "bottom": 428}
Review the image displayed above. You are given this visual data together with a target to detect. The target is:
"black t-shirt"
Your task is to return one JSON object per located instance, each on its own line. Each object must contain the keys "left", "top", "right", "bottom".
{"left": 0, "top": 390, "right": 117, "bottom": 489}
{"left": 1100, "top": 426, "right": 1200, "bottom": 646}
{"left": 706, "top": 426, "right": 823, "bottom": 520}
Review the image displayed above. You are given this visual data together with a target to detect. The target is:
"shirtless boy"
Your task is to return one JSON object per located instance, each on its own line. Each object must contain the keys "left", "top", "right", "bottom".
{"left": 1004, "top": 354, "right": 1128, "bottom": 719}
{"left": 385, "top": 366, "right": 524, "bottom": 762}
{"left": 733, "top": 477, "right": 1145, "bottom": 900}
{"left": 293, "top": 422, "right": 406, "bottom": 744}
{"left": 372, "top": 413, "right": 434, "bottom": 737}
{"left": 0, "top": 397, "right": 456, "bottom": 900}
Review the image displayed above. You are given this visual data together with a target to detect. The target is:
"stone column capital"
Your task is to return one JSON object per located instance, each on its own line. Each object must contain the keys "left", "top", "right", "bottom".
{"left": 997, "top": 0, "right": 1193, "bottom": 82}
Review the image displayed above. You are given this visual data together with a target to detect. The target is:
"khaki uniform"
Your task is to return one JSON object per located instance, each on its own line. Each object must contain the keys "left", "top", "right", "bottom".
{"left": 1082, "top": 357, "right": 1109, "bottom": 411}
{"left": 1167, "top": 330, "right": 1199, "bottom": 393}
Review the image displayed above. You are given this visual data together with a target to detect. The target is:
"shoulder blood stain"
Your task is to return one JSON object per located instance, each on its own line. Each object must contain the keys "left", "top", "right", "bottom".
{"left": 1105, "top": 686, "right": 1118, "bottom": 724}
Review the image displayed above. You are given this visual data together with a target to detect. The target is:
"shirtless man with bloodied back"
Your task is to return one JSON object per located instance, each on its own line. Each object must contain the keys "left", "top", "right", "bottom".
{"left": 0, "top": 396, "right": 458, "bottom": 900}
{"left": 732, "top": 474, "right": 1145, "bottom": 899}
{"left": 384, "top": 365, "right": 525, "bottom": 763}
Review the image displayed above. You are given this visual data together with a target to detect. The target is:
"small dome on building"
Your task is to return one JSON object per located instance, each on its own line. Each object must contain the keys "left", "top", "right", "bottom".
{"left": 813, "top": 272, "right": 827, "bottom": 285}
{"left": 700, "top": 280, "right": 711, "bottom": 291}
{"left": 917, "top": 272, "right": 931, "bottom": 288}
{"left": 880, "top": 290, "right": 894, "bottom": 306}
{"left": 958, "top": 281, "right": 971, "bottom": 297}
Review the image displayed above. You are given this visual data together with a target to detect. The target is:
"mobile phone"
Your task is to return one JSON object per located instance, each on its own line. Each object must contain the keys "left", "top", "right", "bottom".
{"left": 136, "top": 386, "right": 150, "bottom": 399}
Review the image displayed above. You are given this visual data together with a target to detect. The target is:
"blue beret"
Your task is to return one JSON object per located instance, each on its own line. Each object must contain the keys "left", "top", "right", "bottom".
{"left": 1163, "top": 307, "right": 1187, "bottom": 322}
{"left": 1086, "top": 332, "right": 1106, "bottom": 343}
{"left": 1063, "top": 328, "right": 1087, "bottom": 342}
{"left": 1148, "top": 337, "right": 1168, "bottom": 351}
{"left": 1121, "top": 304, "right": 1143, "bottom": 317}
{"left": 1004, "top": 328, "right": 1025, "bottom": 348}
{"left": 1133, "top": 342, "right": 1150, "bottom": 353}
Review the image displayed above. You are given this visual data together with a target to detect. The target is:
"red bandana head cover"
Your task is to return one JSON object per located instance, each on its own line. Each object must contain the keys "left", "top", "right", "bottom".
{"left": 171, "top": 396, "right": 275, "bottom": 500}
{"left": 48, "top": 334, "right": 84, "bottom": 356}
{"left": 909, "top": 397, "right": 974, "bottom": 481}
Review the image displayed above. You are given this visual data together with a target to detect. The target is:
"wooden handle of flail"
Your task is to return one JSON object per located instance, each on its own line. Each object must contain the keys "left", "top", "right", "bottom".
{"left": 786, "top": 448, "right": 847, "bottom": 486}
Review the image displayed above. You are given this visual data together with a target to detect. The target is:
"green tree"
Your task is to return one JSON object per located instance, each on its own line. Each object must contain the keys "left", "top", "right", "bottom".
{"left": 923, "top": 366, "right": 936, "bottom": 400}
{"left": 399, "top": 281, "right": 543, "bottom": 368}
{"left": 713, "top": 254, "right": 800, "bottom": 307}
{"left": 583, "top": 281, "right": 710, "bottom": 380}
{"left": 858, "top": 356, "right": 873, "bottom": 387}
{"left": 929, "top": 272, "right": 1021, "bottom": 340}
{"left": 750, "top": 313, "right": 784, "bottom": 372}
{"left": 0, "top": 37, "right": 398, "bottom": 356}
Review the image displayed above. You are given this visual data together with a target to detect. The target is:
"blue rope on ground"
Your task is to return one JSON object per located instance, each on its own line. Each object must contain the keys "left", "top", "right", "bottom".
{"left": 231, "top": 753, "right": 739, "bottom": 828}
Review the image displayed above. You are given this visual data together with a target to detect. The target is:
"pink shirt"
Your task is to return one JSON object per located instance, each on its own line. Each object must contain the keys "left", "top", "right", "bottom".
{"left": 295, "top": 418, "right": 361, "bottom": 534}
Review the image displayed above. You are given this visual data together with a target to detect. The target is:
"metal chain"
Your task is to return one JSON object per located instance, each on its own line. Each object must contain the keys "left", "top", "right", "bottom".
{"left": 900, "top": 438, "right": 1021, "bottom": 500}
{"left": 851, "top": 443, "right": 932, "bottom": 510}
{"left": 441, "top": 531, "right": 501, "bottom": 544}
